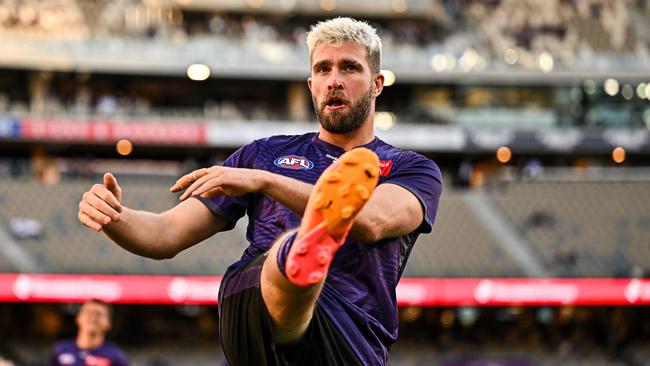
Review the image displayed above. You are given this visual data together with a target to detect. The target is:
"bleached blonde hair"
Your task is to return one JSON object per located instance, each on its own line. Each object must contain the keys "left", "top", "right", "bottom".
{"left": 306, "top": 17, "right": 382, "bottom": 73}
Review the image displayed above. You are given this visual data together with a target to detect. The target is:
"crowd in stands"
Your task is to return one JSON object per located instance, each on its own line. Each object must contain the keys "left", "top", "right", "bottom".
{"left": 0, "top": 0, "right": 648, "bottom": 65}
{"left": 467, "top": 0, "right": 642, "bottom": 69}
{"left": 0, "top": 1, "right": 648, "bottom": 126}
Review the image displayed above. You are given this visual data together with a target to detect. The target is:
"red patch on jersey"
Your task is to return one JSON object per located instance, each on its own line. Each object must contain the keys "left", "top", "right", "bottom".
{"left": 379, "top": 160, "right": 393, "bottom": 176}
{"left": 85, "top": 355, "right": 111, "bottom": 366}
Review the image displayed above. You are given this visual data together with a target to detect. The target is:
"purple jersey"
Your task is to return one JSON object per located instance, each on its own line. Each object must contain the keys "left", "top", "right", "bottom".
{"left": 201, "top": 132, "right": 442, "bottom": 365}
{"left": 49, "top": 339, "right": 128, "bottom": 366}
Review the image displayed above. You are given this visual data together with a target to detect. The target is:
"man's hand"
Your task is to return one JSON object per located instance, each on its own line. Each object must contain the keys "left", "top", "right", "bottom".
{"left": 170, "top": 166, "right": 268, "bottom": 200}
{"left": 78, "top": 173, "right": 123, "bottom": 232}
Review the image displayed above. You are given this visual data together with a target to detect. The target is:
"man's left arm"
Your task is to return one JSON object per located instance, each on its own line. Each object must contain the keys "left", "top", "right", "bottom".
{"left": 174, "top": 155, "right": 441, "bottom": 242}
{"left": 351, "top": 153, "right": 442, "bottom": 243}
{"left": 349, "top": 183, "right": 424, "bottom": 243}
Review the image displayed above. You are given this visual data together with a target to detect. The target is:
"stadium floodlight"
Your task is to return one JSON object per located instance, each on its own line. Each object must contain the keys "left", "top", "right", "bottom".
{"left": 496, "top": 146, "right": 512, "bottom": 164}
{"left": 612, "top": 147, "right": 626, "bottom": 164}
{"left": 116, "top": 139, "right": 133, "bottom": 156}
{"left": 622, "top": 85, "right": 634, "bottom": 100}
{"left": 459, "top": 48, "right": 479, "bottom": 72}
{"left": 444, "top": 53, "right": 456, "bottom": 70}
{"left": 645, "top": 83, "right": 650, "bottom": 100}
{"left": 430, "top": 53, "right": 456, "bottom": 72}
{"left": 604, "top": 78, "right": 619, "bottom": 96}
{"left": 391, "top": 0, "right": 407, "bottom": 13}
{"left": 320, "top": 0, "right": 336, "bottom": 11}
{"left": 381, "top": 69, "right": 396, "bottom": 86}
{"left": 430, "top": 54, "right": 447, "bottom": 72}
{"left": 538, "top": 51, "right": 554, "bottom": 73}
{"left": 637, "top": 83, "right": 647, "bottom": 99}
{"left": 187, "top": 64, "right": 210, "bottom": 81}
{"left": 504, "top": 48, "right": 518, "bottom": 65}
{"left": 374, "top": 112, "right": 396, "bottom": 131}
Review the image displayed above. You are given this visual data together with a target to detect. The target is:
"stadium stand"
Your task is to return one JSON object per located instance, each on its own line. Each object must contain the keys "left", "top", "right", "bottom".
{"left": 0, "top": 176, "right": 247, "bottom": 275}
{"left": 488, "top": 179, "right": 650, "bottom": 277}
{"left": 3, "top": 173, "right": 649, "bottom": 278}
{"left": 405, "top": 190, "right": 525, "bottom": 278}
{"left": 0, "top": 237, "right": 15, "bottom": 272}
{"left": 0, "top": 174, "right": 526, "bottom": 277}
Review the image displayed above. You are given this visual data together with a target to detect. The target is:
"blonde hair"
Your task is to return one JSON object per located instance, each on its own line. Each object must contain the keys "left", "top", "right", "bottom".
{"left": 306, "top": 17, "right": 382, "bottom": 73}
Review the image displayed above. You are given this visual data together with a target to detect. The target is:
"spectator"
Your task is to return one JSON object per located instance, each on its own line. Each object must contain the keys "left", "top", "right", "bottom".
{"left": 49, "top": 299, "right": 128, "bottom": 366}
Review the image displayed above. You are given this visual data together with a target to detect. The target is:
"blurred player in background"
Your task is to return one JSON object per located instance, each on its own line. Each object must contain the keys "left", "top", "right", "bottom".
{"left": 77, "top": 17, "right": 442, "bottom": 365}
{"left": 48, "top": 299, "right": 128, "bottom": 366}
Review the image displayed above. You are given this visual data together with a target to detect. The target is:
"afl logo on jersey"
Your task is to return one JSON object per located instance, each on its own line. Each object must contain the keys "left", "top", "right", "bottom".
{"left": 274, "top": 155, "right": 314, "bottom": 170}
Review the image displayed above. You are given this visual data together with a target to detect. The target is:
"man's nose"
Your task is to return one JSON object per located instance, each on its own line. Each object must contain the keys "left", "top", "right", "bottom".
{"left": 327, "top": 74, "right": 344, "bottom": 90}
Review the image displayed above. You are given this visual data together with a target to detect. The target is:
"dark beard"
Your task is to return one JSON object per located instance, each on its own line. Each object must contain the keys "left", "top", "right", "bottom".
{"left": 313, "top": 86, "right": 373, "bottom": 134}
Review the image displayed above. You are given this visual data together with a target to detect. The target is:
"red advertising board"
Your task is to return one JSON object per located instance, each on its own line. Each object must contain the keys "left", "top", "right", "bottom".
{"left": 20, "top": 118, "right": 206, "bottom": 145}
{"left": 0, "top": 275, "right": 648, "bottom": 306}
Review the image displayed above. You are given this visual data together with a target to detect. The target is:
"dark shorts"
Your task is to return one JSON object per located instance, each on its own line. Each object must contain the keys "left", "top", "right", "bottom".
{"left": 218, "top": 253, "right": 363, "bottom": 366}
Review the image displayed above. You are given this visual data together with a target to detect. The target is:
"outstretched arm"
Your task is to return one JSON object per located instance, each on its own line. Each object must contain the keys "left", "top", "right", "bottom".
{"left": 102, "top": 198, "right": 224, "bottom": 259}
{"left": 78, "top": 173, "right": 225, "bottom": 260}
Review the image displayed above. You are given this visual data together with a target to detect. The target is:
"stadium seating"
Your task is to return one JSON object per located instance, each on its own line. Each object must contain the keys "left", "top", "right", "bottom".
{"left": 0, "top": 175, "right": 527, "bottom": 277}
{"left": 3, "top": 174, "right": 649, "bottom": 278}
{"left": 487, "top": 180, "right": 650, "bottom": 277}
{"left": 0, "top": 176, "right": 247, "bottom": 275}
{"left": 405, "top": 191, "right": 525, "bottom": 278}
{"left": 0, "top": 243, "right": 14, "bottom": 272}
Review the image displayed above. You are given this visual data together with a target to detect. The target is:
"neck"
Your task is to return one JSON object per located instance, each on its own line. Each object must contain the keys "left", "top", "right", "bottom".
{"left": 318, "top": 116, "right": 375, "bottom": 151}
{"left": 76, "top": 331, "right": 104, "bottom": 350}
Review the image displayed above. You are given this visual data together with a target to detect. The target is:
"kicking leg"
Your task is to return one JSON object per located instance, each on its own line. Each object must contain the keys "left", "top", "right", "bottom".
{"left": 260, "top": 148, "right": 379, "bottom": 344}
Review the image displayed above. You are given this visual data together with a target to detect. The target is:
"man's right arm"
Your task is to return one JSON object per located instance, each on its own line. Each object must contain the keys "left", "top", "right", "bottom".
{"left": 102, "top": 198, "right": 224, "bottom": 259}
{"left": 78, "top": 173, "right": 225, "bottom": 260}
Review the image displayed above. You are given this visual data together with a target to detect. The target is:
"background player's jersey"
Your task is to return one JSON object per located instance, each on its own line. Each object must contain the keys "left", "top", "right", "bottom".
{"left": 48, "top": 340, "right": 128, "bottom": 366}
{"left": 201, "top": 132, "right": 442, "bottom": 365}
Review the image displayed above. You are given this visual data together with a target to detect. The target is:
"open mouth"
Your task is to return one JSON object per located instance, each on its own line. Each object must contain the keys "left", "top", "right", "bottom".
{"left": 324, "top": 96, "right": 348, "bottom": 110}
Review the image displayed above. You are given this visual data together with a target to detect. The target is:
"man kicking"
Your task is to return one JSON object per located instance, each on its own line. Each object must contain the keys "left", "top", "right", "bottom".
{"left": 77, "top": 17, "right": 442, "bottom": 365}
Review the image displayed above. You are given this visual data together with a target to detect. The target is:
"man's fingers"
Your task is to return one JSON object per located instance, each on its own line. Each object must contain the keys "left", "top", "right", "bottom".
{"left": 170, "top": 173, "right": 194, "bottom": 193}
{"left": 191, "top": 176, "right": 225, "bottom": 197}
{"left": 90, "top": 185, "right": 122, "bottom": 213}
{"left": 78, "top": 211, "right": 102, "bottom": 232}
{"left": 179, "top": 170, "right": 215, "bottom": 200}
{"left": 170, "top": 168, "right": 209, "bottom": 193}
{"left": 78, "top": 200, "right": 115, "bottom": 227}
{"left": 103, "top": 173, "right": 122, "bottom": 203}
{"left": 200, "top": 187, "right": 225, "bottom": 199}
{"left": 79, "top": 201, "right": 113, "bottom": 225}
{"left": 85, "top": 193, "right": 121, "bottom": 221}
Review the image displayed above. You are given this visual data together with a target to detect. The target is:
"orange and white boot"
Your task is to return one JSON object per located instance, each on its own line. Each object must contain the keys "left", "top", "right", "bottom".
{"left": 285, "top": 147, "right": 380, "bottom": 287}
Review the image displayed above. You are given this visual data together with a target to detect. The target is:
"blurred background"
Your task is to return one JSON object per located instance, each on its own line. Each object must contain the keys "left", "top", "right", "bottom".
{"left": 1, "top": 0, "right": 650, "bottom": 364}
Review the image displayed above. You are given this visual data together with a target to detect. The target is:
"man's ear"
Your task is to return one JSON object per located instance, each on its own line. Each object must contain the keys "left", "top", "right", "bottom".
{"left": 374, "top": 72, "right": 385, "bottom": 97}
{"left": 307, "top": 77, "right": 313, "bottom": 92}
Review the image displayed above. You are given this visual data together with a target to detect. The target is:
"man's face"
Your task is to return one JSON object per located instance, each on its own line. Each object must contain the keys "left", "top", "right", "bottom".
{"left": 76, "top": 302, "right": 111, "bottom": 335}
{"left": 308, "top": 41, "right": 380, "bottom": 134}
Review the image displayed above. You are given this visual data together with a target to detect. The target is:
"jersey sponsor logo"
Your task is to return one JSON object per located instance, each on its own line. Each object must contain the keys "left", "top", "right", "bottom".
{"left": 379, "top": 160, "right": 393, "bottom": 176}
{"left": 274, "top": 155, "right": 314, "bottom": 170}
